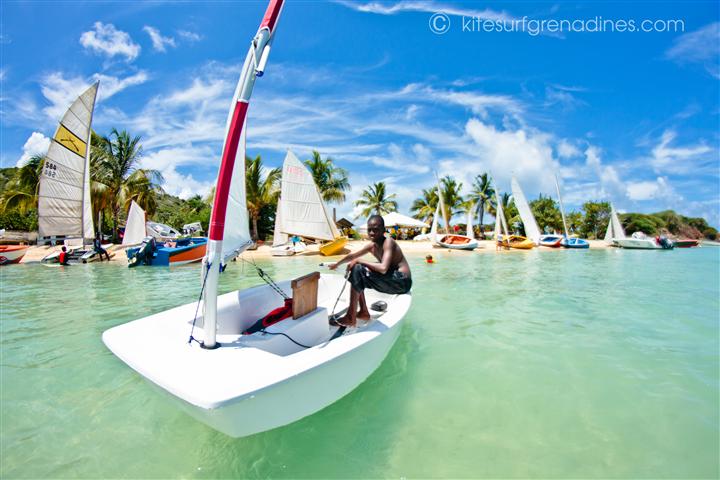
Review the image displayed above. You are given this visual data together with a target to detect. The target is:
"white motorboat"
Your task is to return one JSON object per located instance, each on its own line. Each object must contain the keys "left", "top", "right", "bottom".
{"left": 103, "top": 0, "right": 411, "bottom": 438}
{"left": 615, "top": 231, "right": 674, "bottom": 250}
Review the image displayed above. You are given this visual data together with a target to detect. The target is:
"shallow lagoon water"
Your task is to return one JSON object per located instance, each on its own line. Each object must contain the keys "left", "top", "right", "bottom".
{"left": 1, "top": 247, "right": 718, "bottom": 478}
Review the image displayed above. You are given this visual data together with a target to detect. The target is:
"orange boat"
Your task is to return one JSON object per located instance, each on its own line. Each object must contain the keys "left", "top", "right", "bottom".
{"left": 0, "top": 245, "right": 29, "bottom": 265}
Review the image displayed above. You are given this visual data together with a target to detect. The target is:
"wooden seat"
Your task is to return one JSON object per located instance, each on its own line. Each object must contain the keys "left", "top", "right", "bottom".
{"left": 291, "top": 271, "right": 320, "bottom": 319}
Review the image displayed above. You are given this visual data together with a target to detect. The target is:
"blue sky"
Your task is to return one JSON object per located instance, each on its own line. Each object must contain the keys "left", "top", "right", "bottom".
{"left": 1, "top": 1, "right": 718, "bottom": 226}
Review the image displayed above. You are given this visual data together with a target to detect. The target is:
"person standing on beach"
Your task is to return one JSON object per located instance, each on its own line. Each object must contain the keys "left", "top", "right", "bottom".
{"left": 93, "top": 234, "right": 110, "bottom": 261}
{"left": 329, "top": 215, "right": 411, "bottom": 327}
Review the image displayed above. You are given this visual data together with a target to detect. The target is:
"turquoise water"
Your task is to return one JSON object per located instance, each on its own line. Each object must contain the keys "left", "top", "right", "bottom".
{"left": 1, "top": 248, "right": 718, "bottom": 478}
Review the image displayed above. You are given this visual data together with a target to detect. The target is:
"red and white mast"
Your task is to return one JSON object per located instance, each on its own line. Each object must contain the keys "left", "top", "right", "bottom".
{"left": 203, "top": 0, "right": 285, "bottom": 349}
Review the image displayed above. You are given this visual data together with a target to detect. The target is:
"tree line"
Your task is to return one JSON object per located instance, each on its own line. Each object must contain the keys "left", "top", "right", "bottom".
{"left": 0, "top": 130, "right": 716, "bottom": 241}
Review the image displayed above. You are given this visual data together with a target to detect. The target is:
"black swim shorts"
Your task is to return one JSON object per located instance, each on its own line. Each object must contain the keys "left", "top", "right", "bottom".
{"left": 348, "top": 264, "right": 412, "bottom": 295}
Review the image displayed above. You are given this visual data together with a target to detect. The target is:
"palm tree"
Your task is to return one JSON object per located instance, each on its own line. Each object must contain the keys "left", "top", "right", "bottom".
{"left": 304, "top": 150, "right": 350, "bottom": 203}
{"left": 354, "top": 182, "right": 398, "bottom": 219}
{"left": 245, "top": 155, "right": 281, "bottom": 241}
{"left": 438, "top": 176, "right": 464, "bottom": 233}
{"left": 93, "top": 129, "right": 163, "bottom": 241}
{"left": 468, "top": 173, "right": 495, "bottom": 238}
{"left": 410, "top": 188, "right": 438, "bottom": 224}
{"left": 0, "top": 155, "right": 43, "bottom": 213}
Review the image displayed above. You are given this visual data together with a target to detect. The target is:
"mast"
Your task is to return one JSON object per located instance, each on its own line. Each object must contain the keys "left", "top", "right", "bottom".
{"left": 435, "top": 173, "right": 450, "bottom": 235}
{"left": 554, "top": 174, "right": 569, "bottom": 237}
{"left": 82, "top": 81, "right": 100, "bottom": 246}
{"left": 202, "top": 0, "right": 285, "bottom": 349}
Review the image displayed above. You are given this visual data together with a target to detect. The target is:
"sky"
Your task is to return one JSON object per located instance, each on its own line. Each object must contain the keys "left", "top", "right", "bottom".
{"left": 1, "top": 0, "right": 718, "bottom": 226}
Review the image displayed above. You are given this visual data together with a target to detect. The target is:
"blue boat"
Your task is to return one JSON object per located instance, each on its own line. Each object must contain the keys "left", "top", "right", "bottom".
{"left": 127, "top": 236, "right": 208, "bottom": 267}
{"left": 561, "top": 237, "right": 590, "bottom": 249}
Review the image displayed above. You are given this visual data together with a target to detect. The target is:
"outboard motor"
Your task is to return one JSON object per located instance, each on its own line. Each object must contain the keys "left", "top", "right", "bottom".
{"left": 128, "top": 236, "right": 157, "bottom": 267}
{"left": 658, "top": 236, "right": 674, "bottom": 250}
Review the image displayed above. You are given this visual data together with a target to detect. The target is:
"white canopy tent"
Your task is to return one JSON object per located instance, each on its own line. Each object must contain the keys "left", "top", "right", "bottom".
{"left": 357, "top": 212, "right": 430, "bottom": 234}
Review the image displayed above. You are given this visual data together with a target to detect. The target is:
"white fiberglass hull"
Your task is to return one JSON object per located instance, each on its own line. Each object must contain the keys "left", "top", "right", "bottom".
{"left": 615, "top": 238, "right": 664, "bottom": 249}
{"left": 103, "top": 273, "right": 411, "bottom": 437}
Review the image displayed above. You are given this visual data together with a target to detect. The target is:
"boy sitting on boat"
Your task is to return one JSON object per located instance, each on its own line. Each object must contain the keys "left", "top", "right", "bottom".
{"left": 329, "top": 215, "right": 412, "bottom": 327}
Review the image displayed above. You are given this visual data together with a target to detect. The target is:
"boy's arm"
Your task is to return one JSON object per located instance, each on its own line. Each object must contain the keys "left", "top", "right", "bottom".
{"left": 329, "top": 243, "right": 373, "bottom": 270}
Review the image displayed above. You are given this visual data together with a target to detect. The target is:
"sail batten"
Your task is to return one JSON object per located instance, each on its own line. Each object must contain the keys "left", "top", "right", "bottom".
{"left": 38, "top": 81, "right": 98, "bottom": 240}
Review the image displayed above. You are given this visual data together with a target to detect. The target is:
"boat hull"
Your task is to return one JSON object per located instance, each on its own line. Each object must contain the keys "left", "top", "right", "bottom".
{"left": 498, "top": 235, "right": 534, "bottom": 250}
{"left": 435, "top": 234, "right": 478, "bottom": 250}
{"left": 0, "top": 245, "right": 29, "bottom": 265}
{"left": 615, "top": 238, "right": 672, "bottom": 250}
{"left": 126, "top": 237, "right": 208, "bottom": 266}
{"left": 539, "top": 235, "right": 562, "bottom": 248}
{"left": 319, "top": 236, "right": 348, "bottom": 256}
{"left": 102, "top": 274, "right": 411, "bottom": 437}
{"left": 673, "top": 239, "right": 699, "bottom": 248}
{"left": 561, "top": 237, "right": 590, "bottom": 249}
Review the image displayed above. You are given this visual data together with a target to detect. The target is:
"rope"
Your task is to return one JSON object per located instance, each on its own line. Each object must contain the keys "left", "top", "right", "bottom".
{"left": 239, "top": 256, "right": 289, "bottom": 300}
{"left": 188, "top": 262, "right": 211, "bottom": 345}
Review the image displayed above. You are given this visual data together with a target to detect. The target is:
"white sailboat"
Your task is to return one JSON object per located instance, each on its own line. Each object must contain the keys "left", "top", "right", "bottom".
{"left": 38, "top": 82, "right": 111, "bottom": 263}
{"left": 103, "top": 0, "right": 412, "bottom": 438}
{"left": 554, "top": 175, "right": 589, "bottom": 249}
{"left": 604, "top": 203, "right": 626, "bottom": 246}
{"left": 510, "top": 176, "right": 541, "bottom": 245}
{"left": 121, "top": 200, "right": 147, "bottom": 246}
{"left": 271, "top": 150, "right": 347, "bottom": 257}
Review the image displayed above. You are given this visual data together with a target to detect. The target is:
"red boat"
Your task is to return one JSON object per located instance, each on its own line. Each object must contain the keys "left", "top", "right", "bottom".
{"left": 0, "top": 245, "right": 29, "bottom": 265}
{"left": 673, "top": 239, "right": 699, "bottom": 248}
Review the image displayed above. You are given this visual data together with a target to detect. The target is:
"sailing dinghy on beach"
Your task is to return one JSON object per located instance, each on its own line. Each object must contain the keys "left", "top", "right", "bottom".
{"left": 103, "top": 0, "right": 411, "bottom": 438}
{"left": 37, "top": 82, "right": 113, "bottom": 264}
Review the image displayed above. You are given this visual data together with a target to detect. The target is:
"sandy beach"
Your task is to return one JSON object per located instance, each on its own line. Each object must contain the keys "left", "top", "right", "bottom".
{"left": 19, "top": 238, "right": 611, "bottom": 264}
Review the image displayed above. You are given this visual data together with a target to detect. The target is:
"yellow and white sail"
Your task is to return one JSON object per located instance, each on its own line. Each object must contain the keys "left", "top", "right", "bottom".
{"left": 38, "top": 81, "right": 99, "bottom": 241}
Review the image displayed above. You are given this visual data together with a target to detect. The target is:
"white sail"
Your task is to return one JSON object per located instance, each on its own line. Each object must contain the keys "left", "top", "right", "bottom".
{"left": 122, "top": 200, "right": 146, "bottom": 245}
{"left": 38, "top": 81, "right": 98, "bottom": 241}
{"left": 466, "top": 203, "right": 474, "bottom": 238}
{"left": 277, "top": 150, "right": 337, "bottom": 242}
{"left": 605, "top": 203, "right": 626, "bottom": 243}
{"left": 494, "top": 191, "right": 510, "bottom": 239}
{"left": 272, "top": 200, "right": 288, "bottom": 247}
{"left": 510, "top": 176, "right": 541, "bottom": 244}
{"left": 220, "top": 120, "right": 252, "bottom": 264}
{"left": 554, "top": 174, "right": 569, "bottom": 237}
{"left": 430, "top": 203, "right": 440, "bottom": 242}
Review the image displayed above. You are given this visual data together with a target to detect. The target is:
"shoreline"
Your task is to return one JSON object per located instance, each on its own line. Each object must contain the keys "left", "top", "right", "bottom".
{"left": 18, "top": 239, "right": 613, "bottom": 264}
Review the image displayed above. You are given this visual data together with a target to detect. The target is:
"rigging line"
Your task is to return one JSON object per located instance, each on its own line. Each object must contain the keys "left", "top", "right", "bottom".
{"left": 188, "top": 262, "right": 211, "bottom": 345}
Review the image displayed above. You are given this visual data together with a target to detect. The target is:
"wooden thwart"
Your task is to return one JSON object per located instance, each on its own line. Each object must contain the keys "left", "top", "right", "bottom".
{"left": 291, "top": 271, "right": 320, "bottom": 319}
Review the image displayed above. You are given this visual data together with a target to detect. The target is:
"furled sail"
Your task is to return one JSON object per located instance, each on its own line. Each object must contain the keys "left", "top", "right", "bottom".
{"left": 38, "top": 81, "right": 99, "bottom": 241}
{"left": 510, "top": 176, "right": 541, "bottom": 244}
{"left": 276, "top": 150, "right": 338, "bottom": 242}
{"left": 122, "top": 200, "right": 146, "bottom": 245}
{"left": 466, "top": 203, "right": 474, "bottom": 238}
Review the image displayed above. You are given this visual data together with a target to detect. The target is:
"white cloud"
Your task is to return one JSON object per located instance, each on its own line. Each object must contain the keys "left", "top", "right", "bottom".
{"left": 557, "top": 139, "right": 581, "bottom": 158}
{"left": 16, "top": 132, "right": 50, "bottom": 167}
{"left": 584, "top": 145, "right": 625, "bottom": 201}
{"left": 650, "top": 129, "right": 712, "bottom": 174}
{"left": 626, "top": 176, "right": 679, "bottom": 202}
{"left": 140, "top": 145, "right": 217, "bottom": 198}
{"left": 143, "top": 26, "right": 176, "bottom": 52}
{"left": 94, "top": 71, "right": 149, "bottom": 99}
{"left": 178, "top": 30, "right": 202, "bottom": 42}
{"left": 80, "top": 22, "right": 140, "bottom": 61}
{"left": 333, "top": 0, "right": 516, "bottom": 22}
{"left": 39, "top": 71, "right": 148, "bottom": 121}
{"left": 665, "top": 22, "right": 720, "bottom": 78}
{"left": 458, "top": 118, "right": 559, "bottom": 194}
